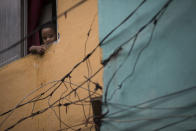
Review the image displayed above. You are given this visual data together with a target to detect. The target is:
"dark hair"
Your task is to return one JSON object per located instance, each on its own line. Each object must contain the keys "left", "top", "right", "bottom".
{"left": 41, "top": 22, "right": 56, "bottom": 32}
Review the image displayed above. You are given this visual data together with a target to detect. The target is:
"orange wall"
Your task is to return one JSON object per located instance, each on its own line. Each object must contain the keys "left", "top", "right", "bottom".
{"left": 0, "top": 0, "right": 102, "bottom": 130}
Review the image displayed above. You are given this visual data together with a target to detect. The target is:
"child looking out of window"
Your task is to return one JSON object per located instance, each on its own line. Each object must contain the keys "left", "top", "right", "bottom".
{"left": 29, "top": 23, "right": 57, "bottom": 55}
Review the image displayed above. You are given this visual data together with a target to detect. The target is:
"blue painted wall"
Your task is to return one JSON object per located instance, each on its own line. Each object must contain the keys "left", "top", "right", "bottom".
{"left": 99, "top": 0, "right": 196, "bottom": 130}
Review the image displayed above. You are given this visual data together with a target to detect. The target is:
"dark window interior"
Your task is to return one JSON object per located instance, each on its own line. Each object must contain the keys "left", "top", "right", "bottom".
{"left": 27, "top": 0, "right": 57, "bottom": 54}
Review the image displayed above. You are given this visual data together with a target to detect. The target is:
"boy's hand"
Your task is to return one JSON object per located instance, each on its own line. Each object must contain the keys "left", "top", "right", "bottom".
{"left": 40, "top": 45, "right": 46, "bottom": 55}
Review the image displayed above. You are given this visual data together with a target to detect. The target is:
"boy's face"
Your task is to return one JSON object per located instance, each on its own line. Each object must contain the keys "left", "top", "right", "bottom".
{"left": 41, "top": 27, "right": 57, "bottom": 45}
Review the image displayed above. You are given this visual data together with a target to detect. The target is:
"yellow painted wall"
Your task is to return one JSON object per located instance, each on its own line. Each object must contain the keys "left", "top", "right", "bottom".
{"left": 0, "top": 0, "right": 102, "bottom": 130}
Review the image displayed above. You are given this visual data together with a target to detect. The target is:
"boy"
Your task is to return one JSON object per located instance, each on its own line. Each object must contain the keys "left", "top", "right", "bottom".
{"left": 29, "top": 24, "right": 57, "bottom": 55}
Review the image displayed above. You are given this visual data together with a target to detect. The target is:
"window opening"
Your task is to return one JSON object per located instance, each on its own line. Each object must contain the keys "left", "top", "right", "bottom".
{"left": 27, "top": 0, "right": 58, "bottom": 55}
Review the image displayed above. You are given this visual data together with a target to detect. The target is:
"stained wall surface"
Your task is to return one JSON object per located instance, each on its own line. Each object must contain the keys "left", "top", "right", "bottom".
{"left": 0, "top": 0, "right": 102, "bottom": 130}
{"left": 99, "top": 0, "right": 196, "bottom": 130}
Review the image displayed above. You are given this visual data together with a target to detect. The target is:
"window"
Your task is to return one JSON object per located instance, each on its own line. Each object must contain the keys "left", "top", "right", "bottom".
{"left": 0, "top": 0, "right": 23, "bottom": 67}
{"left": 0, "top": 0, "right": 58, "bottom": 67}
{"left": 27, "top": 0, "right": 58, "bottom": 54}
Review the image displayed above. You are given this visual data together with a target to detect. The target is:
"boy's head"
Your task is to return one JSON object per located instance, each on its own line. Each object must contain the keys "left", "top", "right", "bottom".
{"left": 40, "top": 23, "right": 57, "bottom": 45}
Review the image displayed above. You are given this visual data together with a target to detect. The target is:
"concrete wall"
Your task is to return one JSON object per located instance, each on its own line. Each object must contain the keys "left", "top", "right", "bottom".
{"left": 0, "top": 0, "right": 102, "bottom": 130}
{"left": 99, "top": 0, "right": 196, "bottom": 130}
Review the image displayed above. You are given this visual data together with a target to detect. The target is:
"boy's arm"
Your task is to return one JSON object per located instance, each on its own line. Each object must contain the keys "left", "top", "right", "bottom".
{"left": 29, "top": 45, "right": 46, "bottom": 55}
{"left": 29, "top": 46, "right": 38, "bottom": 54}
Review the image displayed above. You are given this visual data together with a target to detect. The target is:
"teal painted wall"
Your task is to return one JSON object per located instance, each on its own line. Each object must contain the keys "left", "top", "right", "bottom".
{"left": 99, "top": 0, "right": 196, "bottom": 130}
